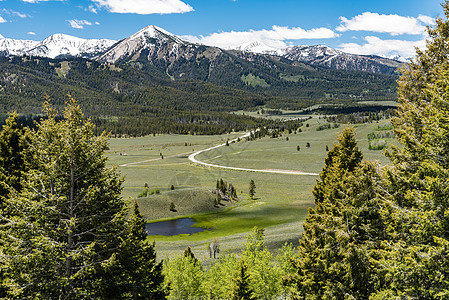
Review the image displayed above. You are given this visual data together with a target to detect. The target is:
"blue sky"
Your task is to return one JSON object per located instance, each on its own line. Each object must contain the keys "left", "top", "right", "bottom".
{"left": 0, "top": 0, "right": 444, "bottom": 59}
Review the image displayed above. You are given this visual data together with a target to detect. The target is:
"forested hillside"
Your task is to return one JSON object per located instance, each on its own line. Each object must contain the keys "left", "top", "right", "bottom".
{"left": 0, "top": 52, "right": 396, "bottom": 136}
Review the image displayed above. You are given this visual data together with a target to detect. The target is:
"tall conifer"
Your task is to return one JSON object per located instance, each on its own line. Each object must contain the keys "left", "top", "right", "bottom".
{"left": 2, "top": 98, "right": 164, "bottom": 298}
{"left": 287, "top": 127, "right": 385, "bottom": 299}
{"left": 375, "top": 3, "right": 449, "bottom": 296}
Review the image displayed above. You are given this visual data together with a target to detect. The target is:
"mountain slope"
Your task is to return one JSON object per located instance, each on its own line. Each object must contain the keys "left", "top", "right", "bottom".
{"left": 0, "top": 25, "right": 401, "bottom": 75}
{"left": 0, "top": 38, "right": 38, "bottom": 56}
{"left": 281, "top": 45, "right": 401, "bottom": 75}
{"left": 0, "top": 34, "right": 116, "bottom": 59}
{"left": 0, "top": 26, "right": 398, "bottom": 111}
{"left": 95, "top": 26, "right": 397, "bottom": 101}
{"left": 232, "top": 42, "right": 402, "bottom": 75}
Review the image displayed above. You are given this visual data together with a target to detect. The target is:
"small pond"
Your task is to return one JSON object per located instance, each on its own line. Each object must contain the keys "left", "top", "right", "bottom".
{"left": 146, "top": 218, "right": 208, "bottom": 236}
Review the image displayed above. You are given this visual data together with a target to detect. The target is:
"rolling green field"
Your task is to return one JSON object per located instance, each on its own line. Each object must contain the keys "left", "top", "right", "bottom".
{"left": 106, "top": 118, "right": 396, "bottom": 260}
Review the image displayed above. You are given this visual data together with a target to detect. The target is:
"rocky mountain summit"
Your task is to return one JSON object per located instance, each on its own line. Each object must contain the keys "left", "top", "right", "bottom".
{"left": 0, "top": 25, "right": 402, "bottom": 75}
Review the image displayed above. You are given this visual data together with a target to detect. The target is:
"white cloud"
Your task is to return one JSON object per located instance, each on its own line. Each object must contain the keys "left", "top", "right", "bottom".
{"left": 337, "top": 12, "right": 431, "bottom": 35}
{"left": 418, "top": 14, "right": 435, "bottom": 25}
{"left": 2, "top": 9, "right": 27, "bottom": 18}
{"left": 92, "top": 0, "right": 193, "bottom": 14}
{"left": 68, "top": 19, "right": 93, "bottom": 29}
{"left": 0, "top": 34, "right": 4, "bottom": 39}
{"left": 88, "top": 5, "right": 97, "bottom": 13}
{"left": 0, "top": 16, "right": 6, "bottom": 23}
{"left": 27, "top": 31, "right": 36, "bottom": 35}
{"left": 183, "top": 25, "right": 338, "bottom": 49}
{"left": 339, "top": 36, "right": 426, "bottom": 60}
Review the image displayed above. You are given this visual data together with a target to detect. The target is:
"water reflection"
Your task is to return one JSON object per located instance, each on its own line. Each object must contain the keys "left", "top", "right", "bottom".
{"left": 146, "top": 218, "right": 207, "bottom": 236}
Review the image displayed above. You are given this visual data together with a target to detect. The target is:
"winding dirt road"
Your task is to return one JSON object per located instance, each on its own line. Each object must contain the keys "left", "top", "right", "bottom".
{"left": 188, "top": 131, "right": 319, "bottom": 176}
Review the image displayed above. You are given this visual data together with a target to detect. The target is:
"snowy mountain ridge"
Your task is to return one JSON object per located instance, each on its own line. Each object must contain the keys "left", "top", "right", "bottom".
{"left": 0, "top": 25, "right": 402, "bottom": 74}
{"left": 0, "top": 33, "right": 116, "bottom": 59}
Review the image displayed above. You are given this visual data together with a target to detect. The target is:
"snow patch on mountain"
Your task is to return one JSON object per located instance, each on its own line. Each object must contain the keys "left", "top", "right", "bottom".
{"left": 0, "top": 38, "right": 39, "bottom": 56}
{"left": 0, "top": 34, "right": 116, "bottom": 59}
{"left": 26, "top": 34, "right": 117, "bottom": 59}
{"left": 231, "top": 41, "right": 283, "bottom": 56}
{"left": 97, "top": 25, "right": 189, "bottom": 63}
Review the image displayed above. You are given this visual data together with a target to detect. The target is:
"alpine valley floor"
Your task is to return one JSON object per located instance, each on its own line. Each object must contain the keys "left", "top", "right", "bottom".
{"left": 106, "top": 117, "right": 395, "bottom": 262}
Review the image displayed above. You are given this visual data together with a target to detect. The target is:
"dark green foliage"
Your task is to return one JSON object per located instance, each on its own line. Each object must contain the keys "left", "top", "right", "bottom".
{"left": 288, "top": 127, "right": 385, "bottom": 298}
{"left": 249, "top": 180, "right": 256, "bottom": 199}
{"left": 184, "top": 247, "right": 199, "bottom": 266}
{"left": 0, "top": 112, "right": 27, "bottom": 204}
{"left": 370, "top": 3, "right": 449, "bottom": 297}
{"left": 326, "top": 107, "right": 395, "bottom": 124}
{"left": 1, "top": 99, "right": 165, "bottom": 298}
{"left": 98, "top": 201, "right": 165, "bottom": 299}
{"left": 215, "top": 178, "right": 238, "bottom": 202}
{"left": 231, "top": 261, "right": 255, "bottom": 300}
{"left": 0, "top": 49, "right": 397, "bottom": 136}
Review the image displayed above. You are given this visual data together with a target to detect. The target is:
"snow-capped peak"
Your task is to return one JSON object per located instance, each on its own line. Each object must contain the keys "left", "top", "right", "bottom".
{"left": 128, "top": 25, "right": 186, "bottom": 44}
{"left": 231, "top": 41, "right": 285, "bottom": 56}
{"left": 26, "top": 34, "right": 117, "bottom": 59}
{"left": 97, "top": 25, "right": 189, "bottom": 63}
{"left": 388, "top": 54, "right": 407, "bottom": 62}
{"left": 0, "top": 33, "right": 116, "bottom": 59}
{"left": 0, "top": 38, "right": 39, "bottom": 56}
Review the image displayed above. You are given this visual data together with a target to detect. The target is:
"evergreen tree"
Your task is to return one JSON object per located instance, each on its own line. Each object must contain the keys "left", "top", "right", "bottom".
{"left": 1, "top": 98, "right": 164, "bottom": 298}
{"left": 0, "top": 113, "right": 28, "bottom": 297}
{"left": 230, "top": 260, "right": 255, "bottom": 300}
{"left": 99, "top": 201, "right": 165, "bottom": 299}
{"left": 0, "top": 112, "right": 27, "bottom": 206}
{"left": 184, "top": 246, "right": 199, "bottom": 266}
{"left": 287, "top": 127, "right": 385, "bottom": 299}
{"left": 374, "top": 4, "right": 449, "bottom": 297}
{"left": 249, "top": 180, "right": 256, "bottom": 199}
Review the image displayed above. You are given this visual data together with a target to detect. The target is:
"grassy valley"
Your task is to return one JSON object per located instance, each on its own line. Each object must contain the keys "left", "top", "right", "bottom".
{"left": 106, "top": 116, "right": 396, "bottom": 261}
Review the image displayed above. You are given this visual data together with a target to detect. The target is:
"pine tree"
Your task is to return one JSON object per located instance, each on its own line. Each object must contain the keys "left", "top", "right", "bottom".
{"left": 249, "top": 180, "right": 256, "bottom": 199}
{"left": 0, "top": 113, "right": 28, "bottom": 297}
{"left": 374, "top": 4, "right": 449, "bottom": 297}
{"left": 0, "top": 112, "right": 27, "bottom": 206}
{"left": 230, "top": 260, "right": 255, "bottom": 300}
{"left": 184, "top": 246, "right": 199, "bottom": 266}
{"left": 99, "top": 201, "right": 165, "bottom": 299}
{"left": 1, "top": 98, "right": 164, "bottom": 298}
{"left": 287, "top": 127, "right": 385, "bottom": 299}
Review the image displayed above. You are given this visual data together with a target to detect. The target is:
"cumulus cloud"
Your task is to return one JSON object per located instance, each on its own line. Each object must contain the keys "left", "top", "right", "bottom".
{"left": 418, "top": 14, "right": 435, "bottom": 25}
{"left": 92, "top": 0, "right": 193, "bottom": 15}
{"left": 0, "top": 16, "right": 6, "bottom": 23}
{"left": 183, "top": 25, "right": 338, "bottom": 49}
{"left": 27, "top": 31, "right": 36, "bottom": 35}
{"left": 339, "top": 36, "right": 426, "bottom": 60}
{"left": 337, "top": 12, "right": 431, "bottom": 35}
{"left": 68, "top": 19, "right": 95, "bottom": 29}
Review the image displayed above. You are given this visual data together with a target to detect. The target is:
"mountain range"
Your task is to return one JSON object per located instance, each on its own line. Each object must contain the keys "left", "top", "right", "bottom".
{"left": 0, "top": 24, "right": 399, "bottom": 128}
{"left": 0, "top": 25, "right": 402, "bottom": 75}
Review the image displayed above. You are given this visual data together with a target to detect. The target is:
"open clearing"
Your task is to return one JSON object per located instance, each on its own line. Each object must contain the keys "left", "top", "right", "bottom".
{"left": 107, "top": 118, "right": 395, "bottom": 257}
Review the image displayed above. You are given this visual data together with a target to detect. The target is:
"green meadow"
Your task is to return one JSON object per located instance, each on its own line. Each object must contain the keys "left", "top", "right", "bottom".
{"left": 106, "top": 117, "right": 395, "bottom": 260}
